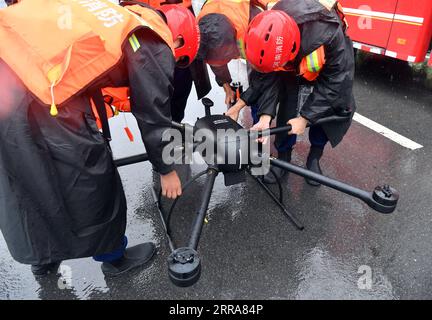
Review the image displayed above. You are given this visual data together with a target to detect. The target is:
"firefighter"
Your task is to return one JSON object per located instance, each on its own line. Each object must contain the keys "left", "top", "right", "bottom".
{"left": 164, "top": 0, "right": 212, "bottom": 122}
{"left": 196, "top": 0, "right": 281, "bottom": 109}
{"left": 227, "top": 0, "right": 355, "bottom": 185}
{"left": 0, "top": 0, "right": 199, "bottom": 276}
{"left": 127, "top": 0, "right": 211, "bottom": 122}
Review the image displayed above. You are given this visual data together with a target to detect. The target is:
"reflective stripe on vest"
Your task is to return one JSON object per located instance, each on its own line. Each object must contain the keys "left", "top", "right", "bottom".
{"left": 197, "top": 0, "right": 250, "bottom": 59}
{"left": 299, "top": 45, "right": 326, "bottom": 81}
{"left": 0, "top": 0, "right": 174, "bottom": 112}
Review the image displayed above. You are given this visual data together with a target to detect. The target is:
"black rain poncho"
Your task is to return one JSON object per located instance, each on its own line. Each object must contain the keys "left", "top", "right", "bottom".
{"left": 241, "top": 0, "right": 356, "bottom": 146}
{"left": 0, "top": 29, "right": 175, "bottom": 265}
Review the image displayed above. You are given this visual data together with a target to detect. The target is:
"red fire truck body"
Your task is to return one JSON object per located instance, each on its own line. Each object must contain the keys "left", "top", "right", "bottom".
{"left": 339, "top": 0, "right": 432, "bottom": 66}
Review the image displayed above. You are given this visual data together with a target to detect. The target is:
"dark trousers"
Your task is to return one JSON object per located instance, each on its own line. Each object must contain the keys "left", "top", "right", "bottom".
{"left": 171, "top": 66, "right": 193, "bottom": 123}
{"left": 93, "top": 236, "right": 127, "bottom": 262}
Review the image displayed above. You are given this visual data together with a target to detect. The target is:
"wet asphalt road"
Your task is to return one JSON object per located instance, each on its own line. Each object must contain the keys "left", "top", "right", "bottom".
{"left": 0, "top": 56, "right": 431, "bottom": 300}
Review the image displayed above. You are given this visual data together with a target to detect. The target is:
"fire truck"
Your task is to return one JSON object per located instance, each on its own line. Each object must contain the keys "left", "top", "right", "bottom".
{"left": 339, "top": 0, "right": 432, "bottom": 66}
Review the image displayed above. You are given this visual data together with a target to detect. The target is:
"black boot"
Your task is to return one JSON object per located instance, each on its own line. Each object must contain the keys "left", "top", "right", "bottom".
{"left": 262, "top": 149, "right": 292, "bottom": 184}
{"left": 305, "top": 146, "right": 324, "bottom": 187}
{"left": 31, "top": 262, "right": 61, "bottom": 276}
{"left": 101, "top": 242, "right": 156, "bottom": 277}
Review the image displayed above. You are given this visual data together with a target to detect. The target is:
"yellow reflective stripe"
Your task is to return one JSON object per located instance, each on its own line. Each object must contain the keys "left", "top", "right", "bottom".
{"left": 306, "top": 55, "right": 313, "bottom": 73}
{"left": 307, "top": 53, "right": 317, "bottom": 72}
{"left": 312, "top": 51, "right": 320, "bottom": 72}
{"left": 305, "top": 51, "right": 321, "bottom": 73}
{"left": 237, "top": 39, "right": 246, "bottom": 59}
{"left": 129, "top": 33, "right": 141, "bottom": 52}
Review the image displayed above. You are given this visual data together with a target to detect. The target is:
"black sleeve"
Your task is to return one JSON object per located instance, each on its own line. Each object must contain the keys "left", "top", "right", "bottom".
{"left": 124, "top": 29, "right": 175, "bottom": 175}
{"left": 241, "top": 68, "right": 280, "bottom": 118}
{"left": 300, "top": 26, "right": 355, "bottom": 123}
{"left": 210, "top": 64, "right": 232, "bottom": 86}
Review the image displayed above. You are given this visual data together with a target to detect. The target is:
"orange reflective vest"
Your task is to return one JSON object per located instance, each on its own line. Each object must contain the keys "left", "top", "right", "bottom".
{"left": 296, "top": 0, "right": 348, "bottom": 81}
{"left": 274, "top": 45, "right": 326, "bottom": 81}
{"left": 198, "top": 0, "right": 255, "bottom": 59}
{"left": 102, "top": 87, "right": 131, "bottom": 113}
{"left": 0, "top": 0, "right": 174, "bottom": 117}
{"left": 278, "top": 0, "right": 350, "bottom": 81}
{"left": 88, "top": 87, "right": 131, "bottom": 133}
{"left": 299, "top": 45, "right": 326, "bottom": 81}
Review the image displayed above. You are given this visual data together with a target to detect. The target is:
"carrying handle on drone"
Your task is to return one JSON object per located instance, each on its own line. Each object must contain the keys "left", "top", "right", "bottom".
{"left": 202, "top": 97, "right": 214, "bottom": 117}
{"left": 254, "top": 114, "right": 351, "bottom": 138}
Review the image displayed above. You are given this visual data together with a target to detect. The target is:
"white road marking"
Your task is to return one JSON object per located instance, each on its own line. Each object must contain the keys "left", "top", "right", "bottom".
{"left": 353, "top": 113, "right": 423, "bottom": 150}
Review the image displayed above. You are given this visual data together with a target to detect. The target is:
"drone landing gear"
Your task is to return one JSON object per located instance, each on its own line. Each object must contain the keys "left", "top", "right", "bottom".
{"left": 151, "top": 167, "right": 218, "bottom": 287}
{"left": 247, "top": 170, "right": 304, "bottom": 230}
{"left": 151, "top": 161, "right": 306, "bottom": 287}
{"left": 168, "top": 247, "right": 201, "bottom": 287}
{"left": 164, "top": 168, "right": 309, "bottom": 288}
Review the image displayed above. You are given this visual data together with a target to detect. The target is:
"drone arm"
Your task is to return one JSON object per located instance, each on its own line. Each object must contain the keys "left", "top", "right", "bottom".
{"left": 256, "top": 115, "right": 351, "bottom": 137}
{"left": 189, "top": 168, "right": 218, "bottom": 250}
{"left": 113, "top": 121, "right": 188, "bottom": 167}
{"left": 270, "top": 158, "right": 398, "bottom": 214}
{"left": 114, "top": 153, "right": 149, "bottom": 167}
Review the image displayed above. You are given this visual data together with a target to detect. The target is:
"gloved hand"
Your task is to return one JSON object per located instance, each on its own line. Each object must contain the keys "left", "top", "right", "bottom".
{"left": 160, "top": 170, "right": 182, "bottom": 199}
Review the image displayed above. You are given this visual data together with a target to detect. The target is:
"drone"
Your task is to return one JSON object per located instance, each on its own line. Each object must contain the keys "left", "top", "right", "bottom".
{"left": 114, "top": 98, "right": 399, "bottom": 287}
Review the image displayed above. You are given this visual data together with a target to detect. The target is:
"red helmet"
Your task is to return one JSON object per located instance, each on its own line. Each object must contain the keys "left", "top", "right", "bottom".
{"left": 159, "top": 4, "right": 200, "bottom": 67}
{"left": 245, "top": 10, "right": 300, "bottom": 73}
